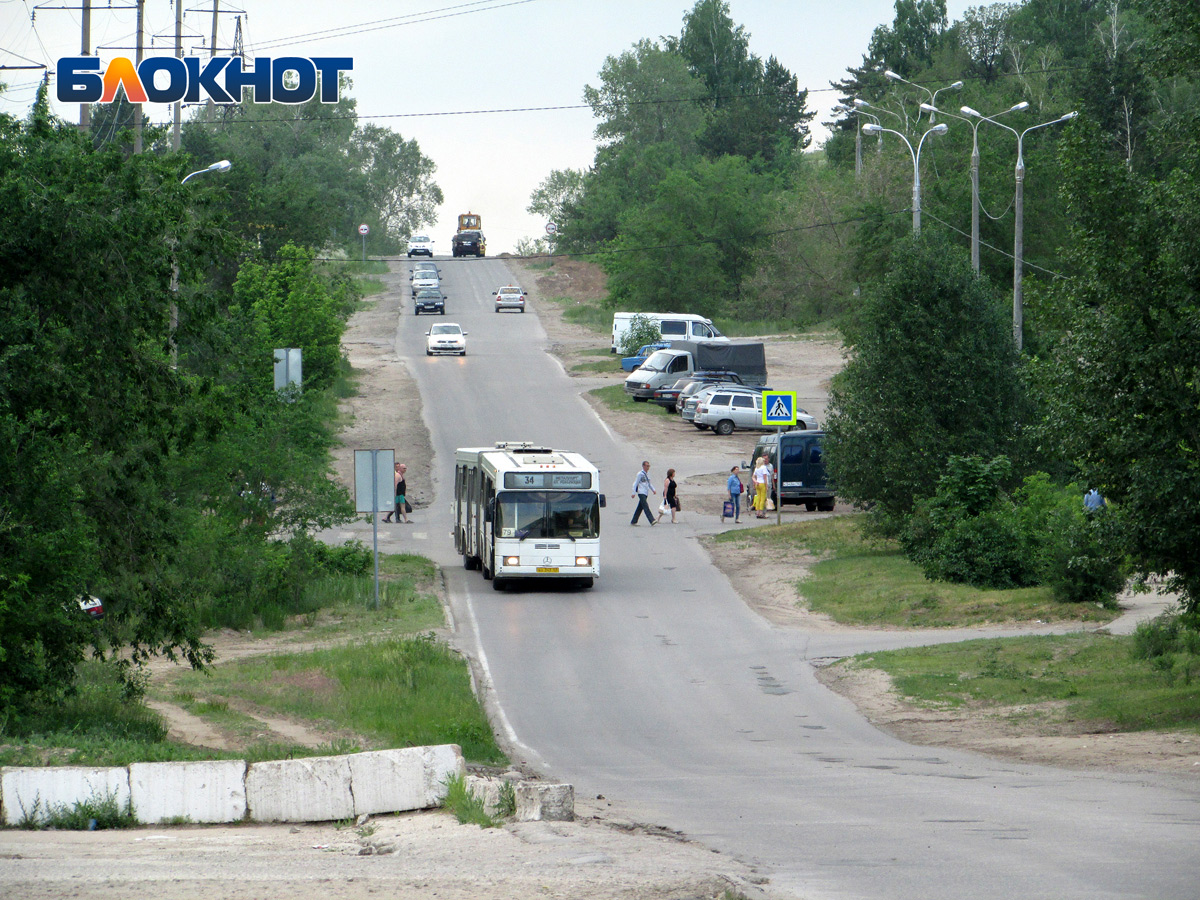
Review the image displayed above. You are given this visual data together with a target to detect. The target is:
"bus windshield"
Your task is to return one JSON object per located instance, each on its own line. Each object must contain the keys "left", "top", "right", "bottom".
{"left": 496, "top": 491, "right": 600, "bottom": 540}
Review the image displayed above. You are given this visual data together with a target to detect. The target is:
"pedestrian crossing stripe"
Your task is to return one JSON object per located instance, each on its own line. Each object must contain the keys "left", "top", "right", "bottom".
{"left": 762, "top": 390, "right": 797, "bottom": 426}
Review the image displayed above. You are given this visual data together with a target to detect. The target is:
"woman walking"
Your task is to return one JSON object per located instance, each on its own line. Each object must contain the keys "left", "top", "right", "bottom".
{"left": 658, "top": 468, "right": 680, "bottom": 523}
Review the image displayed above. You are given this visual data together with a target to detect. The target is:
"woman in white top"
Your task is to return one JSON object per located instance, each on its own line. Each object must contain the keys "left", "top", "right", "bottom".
{"left": 752, "top": 456, "right": 771, "bottom": 519}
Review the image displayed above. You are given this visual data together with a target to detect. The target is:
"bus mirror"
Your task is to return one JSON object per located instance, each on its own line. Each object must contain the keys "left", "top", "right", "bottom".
{"left": 599, "top": 494, "right": 606, "bottom": 508}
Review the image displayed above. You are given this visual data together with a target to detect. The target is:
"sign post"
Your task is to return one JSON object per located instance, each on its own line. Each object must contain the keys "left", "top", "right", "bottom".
{"left": 358, "top": 223, "right": 369, "bottom": 262}
{"left": 762, "top": 391, "right": 797, "bottom": 526}
{"left": 354, "top": 448, "right": 394, "bottom": 609}
{"left": 545, "top": 221, "right": 557, "bottom": 261}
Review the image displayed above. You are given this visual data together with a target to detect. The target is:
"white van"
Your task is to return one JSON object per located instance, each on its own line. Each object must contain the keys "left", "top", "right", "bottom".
{"left": 611, "top": 312, "right": 726, "bottom": 353}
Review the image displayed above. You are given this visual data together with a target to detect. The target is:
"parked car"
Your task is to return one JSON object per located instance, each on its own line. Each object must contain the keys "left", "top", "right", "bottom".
{"left": 426, "top": 322, "right": 467, "bottom": 356}
{"left": 621, "top": 342, "right": 671, "bottom": 372}
{"left": 750, "top": 430, "right": 835, "bottom": 511}
{"left": 407, "top": 234, "right": 434, "bottom": 257}
{"left": 651, "top": 376, "right": 695, "bottom": 410}
{"left": 695, "top": 390, "right": 818, "bottom": 436}
{"left": 493, "top": 285, "right": 526, "bottom": 313}
{"left": 672, "top": 370, "right": 746, "bottom": 411}
{"left": 414, "top": 289, "right": 446, "bottom": 315}
{"left": 679, "top": 382, "right": 751, "bottom": 426}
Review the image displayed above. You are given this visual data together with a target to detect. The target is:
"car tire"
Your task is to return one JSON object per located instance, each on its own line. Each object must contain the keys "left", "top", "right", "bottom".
{"left": 414, "top": 308, "right": 420, "bottom": 316}
{"left": 817, "top": 498, "right": 836, "bottom": 512}
{"left": 694, "top": 423, "right": 709, "bottom": 431}
{"left": 460, "top": 350, "right": 466, "bottom": 356}
{"left": 805, "top": 501, "right": 817, "bottom": 511}
{"left": 715, "top": 420, "right": 735, "bottom": 436}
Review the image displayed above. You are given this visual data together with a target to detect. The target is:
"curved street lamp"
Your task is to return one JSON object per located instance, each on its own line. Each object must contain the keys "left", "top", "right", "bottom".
{"left": 181, "top": 159, "right": 232, "bottom": 184}
{"left": 171, "top": 160, "right": 233, "bottom": 363}
{"left": 962, "top": 107, "right": 1077, "bottom": 349}
{"left": 862, "top": 121, "right": 948, "bottom": 234}
{"left": 884, "top": 70, "right": 963, "bottom": 122}
{"left": 921, "top": 101, "right": 1028, "bottom": 272}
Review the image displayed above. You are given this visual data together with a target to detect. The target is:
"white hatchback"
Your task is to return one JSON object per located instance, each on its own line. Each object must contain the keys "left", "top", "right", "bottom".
{"left": 407, "top": 234, "right": 434, "bottom": 257}
{"left": 426, "top": 322, "right": 467, "bottom": 356}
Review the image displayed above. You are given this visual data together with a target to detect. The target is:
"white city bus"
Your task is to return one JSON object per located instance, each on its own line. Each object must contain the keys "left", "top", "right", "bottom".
{"left": 454, "top": 442, "right": 605, "bottom": 590}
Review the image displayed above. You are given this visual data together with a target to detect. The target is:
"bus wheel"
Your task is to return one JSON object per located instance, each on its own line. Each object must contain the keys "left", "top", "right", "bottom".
{"left": 578, "top": 577, "right": 594, "bottom": 589}
{"left": 492, "top": 577, "right": 507, "bottom": 591}
{"left": 463, "top": 553, "right": 476, "bottom": 570}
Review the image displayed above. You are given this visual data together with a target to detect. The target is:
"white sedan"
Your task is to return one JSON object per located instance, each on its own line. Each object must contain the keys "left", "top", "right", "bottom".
{"left": 426, "top": 323, "right": 467, "bottom": 356}
{"left": 493, "top": 285, "right": 526, "bottom": 313}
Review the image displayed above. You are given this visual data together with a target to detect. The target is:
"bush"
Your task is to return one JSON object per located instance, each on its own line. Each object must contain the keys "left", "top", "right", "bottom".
{"left": 903, "top": 456, "right": 1036, "bottom": 589}
{"left": 902, "top": 458, "right": 1126, "bottom": 602}
{"left": 1132, "top": 612, "right": 1200, "bottom": 686}
{"left": 618, "top": 314, "right": 661, "bottom": 357}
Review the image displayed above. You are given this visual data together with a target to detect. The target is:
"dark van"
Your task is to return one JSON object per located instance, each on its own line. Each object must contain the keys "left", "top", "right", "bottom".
{"left": 750, "top": 430, "right": 835, "bottom": 511}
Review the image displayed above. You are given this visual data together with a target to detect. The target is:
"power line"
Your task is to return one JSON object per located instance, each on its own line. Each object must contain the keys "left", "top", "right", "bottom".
{"left": 244, "top": 0, "right": 542, "bottom": 53}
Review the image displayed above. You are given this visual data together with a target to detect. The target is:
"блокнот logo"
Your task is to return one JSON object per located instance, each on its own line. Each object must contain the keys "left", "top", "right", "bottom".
{"left": 57, "top": 56, "right": 353, "bottom": 105}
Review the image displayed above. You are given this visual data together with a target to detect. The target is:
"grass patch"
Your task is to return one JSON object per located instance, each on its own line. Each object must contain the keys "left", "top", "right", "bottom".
{"left": 572, "top": 359, "right": 622, "bottom": 374}
{"left": 442, "top": 773, "right": 500, "bottom": 827}
{"left": 542, "top": 295, "right": 610, "bottom": 334}
{"left": 851, "top": 631, "right": 1200, "bottom": 734}
{"left": 171, "top": 633, "right": 506, "bottom": 765}
{"left": 18, "top": 788, "right": 138, "bottom": 831}
{"left": 712, "top": 516, "right": 1115, "bottom": 628}
{"left": 589, "top": 384, "right": 677, "bottom": 419}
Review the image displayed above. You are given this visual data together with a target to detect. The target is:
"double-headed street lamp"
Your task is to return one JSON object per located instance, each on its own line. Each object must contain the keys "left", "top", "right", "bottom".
{"left": 962, "top": 107, "right": 1078, "bottom": 349}
{"left": 920, "top": 101, "right": 1029, "bottom": 272}
{"left": 862, "top": 121, "right": 948, "bottom": 234}
{"left": 883, "top": 70, "right": 963, "bottom": 122}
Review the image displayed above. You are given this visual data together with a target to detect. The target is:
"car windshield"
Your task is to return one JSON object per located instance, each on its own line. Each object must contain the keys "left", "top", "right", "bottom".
{"left": 640, "top": 350, "right": 675, "bottom": 372}
{"left": 430, "top": 324, "right": 461, "bottom": 335}
{"left": 411, "top": 236, "right": 428, "bottom": 243}
{"left": 495, "top": 491, "right": 600, "bottom": 540}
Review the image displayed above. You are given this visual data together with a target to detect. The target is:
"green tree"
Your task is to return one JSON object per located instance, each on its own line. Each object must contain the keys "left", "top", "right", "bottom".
{"left": 232, "top": 243, "right": 349, "bottom": 391}
{"left": 602, "top": 155, "right": 776, "bottom": 317}
{"left": 1036, "top": 118, "right": 1200, "bottom": 619}
{"left": 824, "top": 233, "right": 1026, "bottom": 529}
{"left": 351, "top": 124, "right": 443, "bottom": 252}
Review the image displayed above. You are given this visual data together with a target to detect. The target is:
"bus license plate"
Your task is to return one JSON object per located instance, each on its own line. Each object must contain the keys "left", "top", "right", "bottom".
{"left": 536, "top": 566, "right": 559, "bottom": 573}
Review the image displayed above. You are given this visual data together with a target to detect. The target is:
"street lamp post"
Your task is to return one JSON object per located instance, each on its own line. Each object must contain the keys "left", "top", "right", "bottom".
{"left": 862, "top": 122, "right": 948, "bottom": 234}
{"left": 172, "top": 160, "right": 232, "bottom": 363}
{"left": 962, "top": 108, "right": 1077, "bottom": 349}
{"left": 883, "top": 70, "right": 962, "bottom": 122}
{"left": 921, "top": 101, "right": 1029, "bottom": 272}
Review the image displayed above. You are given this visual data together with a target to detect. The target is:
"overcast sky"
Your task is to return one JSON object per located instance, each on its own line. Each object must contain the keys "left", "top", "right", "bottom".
{"left": 2, "top": 0, "right": 972, "bottom": 254}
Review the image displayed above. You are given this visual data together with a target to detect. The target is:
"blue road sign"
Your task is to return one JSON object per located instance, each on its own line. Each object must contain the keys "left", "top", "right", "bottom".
{"left": 762, "top": 391, "right": 797, "bottom": 426}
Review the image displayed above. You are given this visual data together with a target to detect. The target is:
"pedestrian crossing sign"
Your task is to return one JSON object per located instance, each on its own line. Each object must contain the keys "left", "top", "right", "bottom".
{"left": 762, "top": 391, "right": 797, "bottom": 426}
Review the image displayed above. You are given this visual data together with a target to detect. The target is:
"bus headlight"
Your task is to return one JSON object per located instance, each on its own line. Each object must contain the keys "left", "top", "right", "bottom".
{"left": 504, "top": 556, "right": 520, "bottom": 567}
{"left": 575, "top": 556, "right": 592, "bottom": 567}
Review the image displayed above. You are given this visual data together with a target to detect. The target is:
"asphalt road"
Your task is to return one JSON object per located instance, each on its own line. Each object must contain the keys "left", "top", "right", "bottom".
{"left": 399, "top": 255, "right": 1200, "bottom": 900}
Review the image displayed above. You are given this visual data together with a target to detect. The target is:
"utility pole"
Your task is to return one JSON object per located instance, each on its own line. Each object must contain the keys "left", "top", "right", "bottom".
{"left": 172, "top": 0, "right": 183, "bottom": 151}
{"left": 133, "top": 0, "right": 145, "bottom": 153}
{"left": 78, "top": 0, "right": 91, "bottom": 134}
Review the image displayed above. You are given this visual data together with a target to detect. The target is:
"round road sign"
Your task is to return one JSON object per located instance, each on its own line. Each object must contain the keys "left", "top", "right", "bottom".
{"left": 358, "top": 224, "right": 370, "bottom": 235}
{"left": 545, "top": 222, "right": 557, "bottom": 235}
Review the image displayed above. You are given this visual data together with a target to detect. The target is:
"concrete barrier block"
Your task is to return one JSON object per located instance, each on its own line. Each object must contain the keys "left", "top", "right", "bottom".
{"left": 129, "top": 760, "right": 247, "bottom": 824}
{"left": 245, "top": 755, "right": 354, "bottom": 823}
{"left": 516, "top": 782, "right": 574, "bottom": 822}
{"left": 348, "top": 745, "right": 464, "bottom": 816}
{"left": 1, "top": 766, "right": 130, "bottom": 826}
